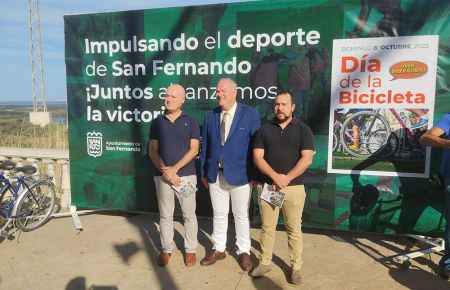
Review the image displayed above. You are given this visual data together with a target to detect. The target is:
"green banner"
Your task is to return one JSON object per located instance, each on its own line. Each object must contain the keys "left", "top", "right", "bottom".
{"left": 64, "top": 0, "right": 450, "bottom": 235}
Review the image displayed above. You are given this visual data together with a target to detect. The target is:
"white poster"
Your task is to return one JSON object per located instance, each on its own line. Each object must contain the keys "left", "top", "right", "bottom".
{"left": 328, "top": 36, "right": 439, "bottom": 177}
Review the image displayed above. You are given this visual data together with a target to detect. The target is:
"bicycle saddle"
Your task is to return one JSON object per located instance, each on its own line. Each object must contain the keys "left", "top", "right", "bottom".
{"left": 0, "top": 160, "right": 16, "bottom": 170}
{"left": 15, "top": 165, "right": 37, "bottom": 175}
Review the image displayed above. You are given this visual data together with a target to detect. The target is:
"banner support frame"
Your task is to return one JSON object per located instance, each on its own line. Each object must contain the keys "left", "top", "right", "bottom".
{"left": 393, "top": 235, "right": 444, "bottom": 268}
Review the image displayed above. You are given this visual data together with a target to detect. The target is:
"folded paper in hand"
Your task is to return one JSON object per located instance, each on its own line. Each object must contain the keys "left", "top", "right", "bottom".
{"left": 172, "top": 178, "right": 197, "bottom": 198}
{"left": 260, "top": 183, "right": 286, "bottom": 208}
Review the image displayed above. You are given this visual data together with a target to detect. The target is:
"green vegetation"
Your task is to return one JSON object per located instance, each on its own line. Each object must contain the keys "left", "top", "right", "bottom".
{"left": 0, "top": 120, "right": 68, "bottom": 149}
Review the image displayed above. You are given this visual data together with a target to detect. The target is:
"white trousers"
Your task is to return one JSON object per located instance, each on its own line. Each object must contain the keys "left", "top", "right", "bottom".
{"left": 209, "top": 171, "right": 251, "bottom": 254}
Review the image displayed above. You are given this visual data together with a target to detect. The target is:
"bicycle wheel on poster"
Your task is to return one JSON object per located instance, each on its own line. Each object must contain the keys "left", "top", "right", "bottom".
{"left": 340, "top": 111, "right": 391, "bottom": 157}
{"left": 332, "top": 132, "right": 339, "bottom": 152}
{"left": 374, "top": 133, "right": 399, "bottom": 158}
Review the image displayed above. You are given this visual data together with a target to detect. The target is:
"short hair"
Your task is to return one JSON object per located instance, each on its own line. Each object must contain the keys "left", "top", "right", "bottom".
{"left": 167, "top": 83, "right": 186, "bottom": 99}
{"left": 218, "top": 78, "right": 237, "bottom": 90}
{"left": 275, "top": 90, "right": 294, "bottom": 104}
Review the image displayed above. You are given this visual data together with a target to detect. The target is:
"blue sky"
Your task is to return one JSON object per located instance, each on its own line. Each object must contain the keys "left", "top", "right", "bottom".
{"left": 0, "top": 0, "right": 254, "bottom": 102}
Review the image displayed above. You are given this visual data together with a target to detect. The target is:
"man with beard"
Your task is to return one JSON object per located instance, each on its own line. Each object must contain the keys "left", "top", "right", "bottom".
{"left": 250, "top": 91, "right": 314, "bottom": 285}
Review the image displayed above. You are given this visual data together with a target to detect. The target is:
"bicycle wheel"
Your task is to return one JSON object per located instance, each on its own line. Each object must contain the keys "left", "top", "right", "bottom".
{"left": 363, "top": 128, "right": 391, "bottom": 155}
{"left": 374, "top": 133, "right": 399, "bottom": 158}
{"left": 340, "top": 111, "right": 391, "bottom": 157}
{"left": 15, "top": 180, "right": 56, "bottom": 232}
{"left": 332, "top": 132, "right": 339, "bottom": 152}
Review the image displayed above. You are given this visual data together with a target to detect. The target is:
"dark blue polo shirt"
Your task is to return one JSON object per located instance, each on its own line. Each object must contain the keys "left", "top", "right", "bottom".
{"left": 149, "top": 112, "right": 200, "bottom": 177}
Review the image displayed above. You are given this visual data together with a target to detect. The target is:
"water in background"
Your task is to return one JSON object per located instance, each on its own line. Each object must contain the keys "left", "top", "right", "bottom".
{"left": 0, "top": 101, "right": 68, "bottom": 124}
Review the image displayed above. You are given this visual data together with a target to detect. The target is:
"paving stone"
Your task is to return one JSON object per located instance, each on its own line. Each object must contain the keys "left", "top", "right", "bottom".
{"left": 0, "top": 212, "right": 449, "bottom": 290}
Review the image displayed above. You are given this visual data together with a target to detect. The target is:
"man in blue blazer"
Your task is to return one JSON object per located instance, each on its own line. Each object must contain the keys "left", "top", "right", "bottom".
{"left": 200, "top": 78, "right": 261, "bottom": 271}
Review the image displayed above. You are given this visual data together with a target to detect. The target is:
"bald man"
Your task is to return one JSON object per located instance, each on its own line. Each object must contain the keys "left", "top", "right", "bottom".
{"left": 149, "top": 84, "right": 200, "bottom": 267}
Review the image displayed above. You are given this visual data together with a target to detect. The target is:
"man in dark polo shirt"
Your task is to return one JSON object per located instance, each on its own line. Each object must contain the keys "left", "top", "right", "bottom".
{"left": 250, "top": 90, "right": 314, "bottom": 285}
{"left": 148, "top": 84, "right": 200, "bottom": 267}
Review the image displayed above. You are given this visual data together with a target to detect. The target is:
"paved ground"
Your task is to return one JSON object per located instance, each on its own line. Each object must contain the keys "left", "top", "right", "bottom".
{"left": 1, "top": 212, "right": 449, "bottom": 290}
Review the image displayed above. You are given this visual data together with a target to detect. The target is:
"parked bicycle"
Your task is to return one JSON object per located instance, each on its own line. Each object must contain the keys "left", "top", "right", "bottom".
{"left": 0, "top": 160, "right": 56, "bottom": 237}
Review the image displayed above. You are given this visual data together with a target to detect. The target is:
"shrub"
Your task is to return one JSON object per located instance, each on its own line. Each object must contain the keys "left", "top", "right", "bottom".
{"left": 0, "top": 120, "right": 68, "bottom": 149}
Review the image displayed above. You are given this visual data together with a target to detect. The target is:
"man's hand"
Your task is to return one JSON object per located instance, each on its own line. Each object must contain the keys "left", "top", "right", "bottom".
{"left": 169, "top": 174, "right": 181, "bottom": 187}
{"left": 161, "top": 166, "right": 178, "bottom": 183}
{"left": 272, "top": 173, "right": 290, "bottom": 189}
{"left": 202, "top": 177, "right": 209, "bottom": 189}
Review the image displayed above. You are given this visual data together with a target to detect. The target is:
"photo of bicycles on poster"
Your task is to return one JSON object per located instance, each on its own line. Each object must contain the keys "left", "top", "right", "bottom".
{"left": 328, "top": 36, "right": 439, "bottom": 177}
{"left": 331, "top": 108, "right": 429, "bottom": 172}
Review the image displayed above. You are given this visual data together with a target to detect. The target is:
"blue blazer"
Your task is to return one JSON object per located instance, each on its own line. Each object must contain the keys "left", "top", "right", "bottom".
{"left": 201, "top": 102, "right": 261, "bottom": 186}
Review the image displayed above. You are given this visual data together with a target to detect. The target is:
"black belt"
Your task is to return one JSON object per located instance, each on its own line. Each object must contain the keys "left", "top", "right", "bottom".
{"left": 218, "top": 167, "right": 224, "bottom": 171}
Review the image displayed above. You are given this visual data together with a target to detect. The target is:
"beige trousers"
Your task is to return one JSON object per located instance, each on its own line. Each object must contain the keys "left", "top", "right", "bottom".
{"left": 258, "top": 184, "right": 306, "bottom": 270}
{"left": 154, "top": 175, "right": 198, "bottom": 253}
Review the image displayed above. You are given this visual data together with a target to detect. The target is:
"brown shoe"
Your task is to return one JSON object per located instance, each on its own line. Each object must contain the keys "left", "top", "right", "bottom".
{"left": 290, "top": 269, "right": 302, "bottom": 285}
{"left": 200, "top": 250, "right": 225, "bottom": 266}
{"left": 250, "top": 263, "right": 271, "bottom": 278}
{"left": 238, "top": 253, "right": 253, "bottom": 272}
{"left": 158, "top": 252, "right": 171, "bottom": 267}
{"left": 184, "top": 253, "right": 196, "bottom": 267}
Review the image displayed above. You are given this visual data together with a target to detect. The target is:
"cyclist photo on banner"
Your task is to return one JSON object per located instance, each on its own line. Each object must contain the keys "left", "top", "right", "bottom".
{"left": 331, "top": 108, "right": 430, "bottom": 174}
{"left": 328, "top": 36, "right": 439, "bottom": 177}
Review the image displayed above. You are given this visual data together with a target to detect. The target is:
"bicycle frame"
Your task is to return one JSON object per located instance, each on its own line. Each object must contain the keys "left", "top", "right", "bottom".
{"left": 361, "top": 109, "right": 381, "bottom": 138}
{"left": 388, "top": 109, "right": 427, "bottom": 158}
{"left": 390, "top": 109, "right": 414, "bottom": 140}
{"left": 0, "top": 173, "right": 35, "bottom": 220}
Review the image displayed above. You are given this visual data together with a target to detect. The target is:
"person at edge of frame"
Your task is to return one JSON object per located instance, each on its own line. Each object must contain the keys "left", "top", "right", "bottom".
{"left": 250, "top": 90, "right": 314, "bottom": 285}
{"left": 200, "top": 77, "right": 261, "bottom": 272}
{"left": 148, "top": 84, "right": 200, "bottom": 268}
{"left": 419, "top": 112, "right": 450, "bottom": 280}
